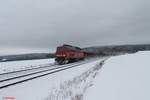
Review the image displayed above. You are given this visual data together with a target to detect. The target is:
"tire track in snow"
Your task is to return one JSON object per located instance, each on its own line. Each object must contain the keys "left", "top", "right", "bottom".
{"left": 43, "top": 58, "right": 108, "bottom": 100}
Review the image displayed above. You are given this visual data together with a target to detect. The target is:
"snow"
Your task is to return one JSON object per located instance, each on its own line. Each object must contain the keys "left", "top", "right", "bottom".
{"left": 0, "top": 51, "right": 150, "bottom": 100}
{"left": 84, "top": 51, "right": 150, "bottom": 100}
{"left": 0, "top": 58, "right": 106, "bottom": 100}
{"left": 0, "top": 47, "right": 52, "bottom": 56}
{"left": 0, "top": 59, "right": 54, "bottom": 74}
{"left": 43, "top": 59, "right": 106, "bottom": 100}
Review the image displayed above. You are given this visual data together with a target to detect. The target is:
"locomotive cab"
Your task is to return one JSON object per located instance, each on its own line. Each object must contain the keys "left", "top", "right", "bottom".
{"left": 55, "top": 44, "right": 84, "bottom": 65}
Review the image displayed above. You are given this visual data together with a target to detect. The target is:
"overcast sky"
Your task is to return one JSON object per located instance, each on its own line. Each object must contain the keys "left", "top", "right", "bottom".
{"left": 0, "top": 0, "right": 150, "bottom": 51}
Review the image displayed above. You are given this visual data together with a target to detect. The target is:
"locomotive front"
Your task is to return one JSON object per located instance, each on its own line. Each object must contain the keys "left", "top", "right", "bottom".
{"left": 55, "top": 44, "right": 85, "bottom": 65}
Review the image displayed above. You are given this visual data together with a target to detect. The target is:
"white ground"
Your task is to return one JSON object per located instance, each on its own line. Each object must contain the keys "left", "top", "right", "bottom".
{"left": 0, "top": 48, "right": 51, "bottom": 56}
{"left": 84, "top": 51, "right": 150, "bottom": 100}
{"left": 0, "top": 51, "right": 150, "bottom": 100}
{"left": 0, "top": 58, "right": 105, "bottom": 100}
{"left": 0, "top": 59, "right": 54, "bottom": 74}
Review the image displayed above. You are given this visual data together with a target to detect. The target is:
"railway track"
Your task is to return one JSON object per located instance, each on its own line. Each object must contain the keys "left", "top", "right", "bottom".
{"left": 0, "top": 58, "right": 98, "bottom": 89}
{"left": 0, "top": 63, "right": 54, "bottom": 76}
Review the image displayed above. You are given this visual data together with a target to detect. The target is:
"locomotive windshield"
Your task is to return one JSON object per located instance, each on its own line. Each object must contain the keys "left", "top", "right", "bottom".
{"left": 63, "top": 44, "right": 81, "bottom": 51}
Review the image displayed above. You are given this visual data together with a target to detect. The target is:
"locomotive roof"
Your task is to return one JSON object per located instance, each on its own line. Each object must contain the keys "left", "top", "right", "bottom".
{"left": 63, "top": 44, "right": 82, "bottom": 50}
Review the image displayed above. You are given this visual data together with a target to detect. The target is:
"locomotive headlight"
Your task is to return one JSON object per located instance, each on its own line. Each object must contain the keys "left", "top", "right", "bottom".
{"left": 62, "top": 54, "right": 66, "bottom": 56}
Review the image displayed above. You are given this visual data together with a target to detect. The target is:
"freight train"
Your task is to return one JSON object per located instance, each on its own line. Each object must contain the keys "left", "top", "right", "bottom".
{"left": 55, "top": 44, "right": 94, "bottom": 65}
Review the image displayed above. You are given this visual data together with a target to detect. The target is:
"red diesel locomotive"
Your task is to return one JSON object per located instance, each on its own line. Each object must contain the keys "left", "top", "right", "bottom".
{"left": 55, "top": 44, "right": 85, "bottom": 64}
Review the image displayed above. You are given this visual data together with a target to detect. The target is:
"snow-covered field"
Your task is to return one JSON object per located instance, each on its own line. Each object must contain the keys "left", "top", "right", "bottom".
{"left": 0, "top": 58, "right": 106, "bottom": 100}
{"left": 0, "top": 59, "right": 54, "bottom": 74}
{"left": 0, "top": 51, "right": 150, "bottom": 100}
{"left": 85, "top": 51, "right": 150, "bottom": 100}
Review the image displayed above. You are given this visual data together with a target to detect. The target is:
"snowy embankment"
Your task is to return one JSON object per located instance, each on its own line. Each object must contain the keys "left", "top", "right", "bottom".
{"left": 0, "top": 59, "right": 54, "bottom": 74}
{"left": 84, "top": 51, "right": 150, "bottom": 100}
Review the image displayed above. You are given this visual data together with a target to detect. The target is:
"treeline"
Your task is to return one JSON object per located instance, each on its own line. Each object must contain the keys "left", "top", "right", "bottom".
{"left": 1, "top": 44, "right": 150, "bottom": 62}
{"left": 0, "top": 53, "right": 55, "bottom": 62}
{"left": 83, "top": 44, "right": 150, "bottom": 56}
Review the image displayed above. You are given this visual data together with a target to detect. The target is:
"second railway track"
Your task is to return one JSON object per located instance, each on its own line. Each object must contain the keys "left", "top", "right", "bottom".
{"left": 0, "top": 58, "right": 98, "bottom": 90}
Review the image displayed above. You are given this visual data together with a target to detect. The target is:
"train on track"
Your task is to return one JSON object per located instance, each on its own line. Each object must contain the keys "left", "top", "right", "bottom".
{"left": 55, "top": 44, "right": 95, "bottom": 65}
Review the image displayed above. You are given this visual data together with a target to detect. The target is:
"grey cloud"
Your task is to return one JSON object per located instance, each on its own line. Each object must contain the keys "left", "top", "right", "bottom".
{"left": 0, "top": 0, "right": 150, "bottom": 49}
